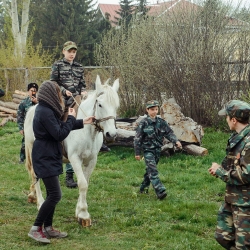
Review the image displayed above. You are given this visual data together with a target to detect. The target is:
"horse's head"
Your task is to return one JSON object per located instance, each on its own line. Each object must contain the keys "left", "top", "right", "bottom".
{"left": 94, "top": 75, "right": 119, "bottom": 142}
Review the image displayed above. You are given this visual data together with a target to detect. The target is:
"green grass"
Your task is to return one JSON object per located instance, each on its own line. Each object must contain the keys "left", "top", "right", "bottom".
{"left": 0, "top": 121, "right": 228, "bottom": 249}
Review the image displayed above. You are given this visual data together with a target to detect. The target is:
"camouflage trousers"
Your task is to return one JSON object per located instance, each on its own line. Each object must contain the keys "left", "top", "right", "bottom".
{"left": 140, "top": 150, "right": 166, "bottom": 195}
{"left": 65, "top": 163, "right": 74, "bottom": 174}
{"left": 20, "top": 136, "right": 25, "bottom": 161}
{"left": 215, "top": 202, "right": 250, "bottom": 249}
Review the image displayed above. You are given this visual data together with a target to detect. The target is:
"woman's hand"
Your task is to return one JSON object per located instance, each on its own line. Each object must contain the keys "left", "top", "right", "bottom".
{"left": 83, "top": 116, "right": 95, "bottom": 124}
{"left": 68, "top": 108, "right": 76, "bottom": 117}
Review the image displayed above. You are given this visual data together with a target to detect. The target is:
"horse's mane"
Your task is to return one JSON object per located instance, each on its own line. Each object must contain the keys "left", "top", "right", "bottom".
{"left": 100, "top": 84, "right": 119, "bottom": 108}
{"left": 77, "top": 82, "right": 119, "bottom": 119}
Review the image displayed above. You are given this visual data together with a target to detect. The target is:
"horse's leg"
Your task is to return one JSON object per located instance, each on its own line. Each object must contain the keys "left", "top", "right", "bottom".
{"left": 70, "top": 156, "right": 91, "bottom": 227}
{"left": 82, "top": 157, "right": 97, "bottom": 184}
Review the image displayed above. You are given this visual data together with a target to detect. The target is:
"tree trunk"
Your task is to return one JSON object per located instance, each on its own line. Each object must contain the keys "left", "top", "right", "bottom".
{"left": 3, "top": 0, "right": 31, "bottom": 60}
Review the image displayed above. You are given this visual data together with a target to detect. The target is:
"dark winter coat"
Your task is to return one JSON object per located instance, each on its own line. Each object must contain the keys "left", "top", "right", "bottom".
{"left": 32, "top": 101, "right": 83, "bottom": 178}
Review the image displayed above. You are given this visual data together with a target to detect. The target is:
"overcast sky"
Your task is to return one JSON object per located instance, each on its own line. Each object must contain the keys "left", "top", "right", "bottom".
{"left": 97, "top": 0, "right": 250, "bottom": 8}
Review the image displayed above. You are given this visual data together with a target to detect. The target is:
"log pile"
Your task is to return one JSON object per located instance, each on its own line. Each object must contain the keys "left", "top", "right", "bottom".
{"left": 0, "top": 90, "right": 27, "bottom": 126}
{"left": 0, "top": 93, "right": 208, "bottom": 156}
{"left": 112, "top": 98, "right": 208, "bottom": 156}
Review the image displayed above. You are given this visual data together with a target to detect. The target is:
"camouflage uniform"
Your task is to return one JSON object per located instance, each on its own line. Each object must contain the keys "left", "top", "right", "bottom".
{"left": 50, "top": 58, "right": 85, "bottom": 107}
{"left": 17, "top": 97, "right": 36, "bottom": 162}
{"left": 215, "top": 100, "right": 250, "bottom": 249}
{"left": 134, "top": 108, "right": 178, "bottom": 197}
{"left": 50, "top": 46, "right": 85, "bottom": 181}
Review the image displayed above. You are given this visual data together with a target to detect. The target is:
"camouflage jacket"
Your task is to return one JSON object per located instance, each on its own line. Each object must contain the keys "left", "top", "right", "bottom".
{"left": 215, "top": 124, "right": 250, "bottom": 206}
{"left": 50, "top": 58, "right": 86, "bottom": 99}
{"left": 17, "top": 97, "right": 35, "bottom": 131}
{"left": 134, "top": 115, "right": 178, "bottom": 155}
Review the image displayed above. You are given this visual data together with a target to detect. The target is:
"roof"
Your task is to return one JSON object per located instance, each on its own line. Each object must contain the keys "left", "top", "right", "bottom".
{"left": 98, "top": 4, "right": 120, "bottom": 25}
{"left": 98, "top": 0, "right": 197, "bottom": 26}
{"left": 98, "top": 0, "right": 247, "bottom": 27}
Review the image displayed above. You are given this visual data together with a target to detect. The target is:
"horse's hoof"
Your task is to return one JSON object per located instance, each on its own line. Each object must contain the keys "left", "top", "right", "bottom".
{"left": 78, "top": 218, "right": 92, "bottom": 227}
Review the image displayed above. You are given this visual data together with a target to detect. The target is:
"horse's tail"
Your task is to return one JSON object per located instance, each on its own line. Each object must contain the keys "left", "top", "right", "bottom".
{"left": 24, "top": 105, "right": 37, "bottom": 203}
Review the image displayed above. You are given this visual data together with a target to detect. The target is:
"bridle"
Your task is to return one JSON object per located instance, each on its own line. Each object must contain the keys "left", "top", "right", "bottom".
{"left": 72, "top": 92, "right": 116, "bottom": 133}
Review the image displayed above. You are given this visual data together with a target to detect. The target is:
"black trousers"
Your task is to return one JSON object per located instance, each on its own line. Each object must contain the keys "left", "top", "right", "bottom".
{"left": 34, "top": 176, "right": 62, "bottom": 228}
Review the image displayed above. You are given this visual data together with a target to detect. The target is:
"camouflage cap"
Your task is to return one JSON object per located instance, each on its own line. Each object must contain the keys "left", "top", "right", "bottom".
{"left": 63, "top": 41, "right": 77, "bottom": 51}
{"left": 218, "top": 100, "right": 250, "bottom": 121}
{"left": 27, "top": 82, "right": 38, "bottom": 91}
{"left": 146, "top": 100, "right": 159, "bottom": 108}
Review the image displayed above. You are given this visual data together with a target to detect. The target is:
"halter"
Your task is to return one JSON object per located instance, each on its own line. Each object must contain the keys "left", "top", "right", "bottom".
{"left": 72, "top": 92, "right": 116, "bottom": 133}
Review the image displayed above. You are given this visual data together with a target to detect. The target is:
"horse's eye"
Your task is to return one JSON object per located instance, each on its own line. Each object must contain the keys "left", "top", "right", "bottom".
{"left": 98, "top": 104, "right": 102, "bottom": 108}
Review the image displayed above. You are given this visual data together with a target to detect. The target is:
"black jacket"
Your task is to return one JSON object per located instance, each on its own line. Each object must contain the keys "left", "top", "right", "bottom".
{"left": 32, "top": 101, "right": 83, "bottom": 178}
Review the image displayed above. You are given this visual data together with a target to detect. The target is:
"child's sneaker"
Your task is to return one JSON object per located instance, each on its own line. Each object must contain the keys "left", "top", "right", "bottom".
{"left": 28, "top": 226, "right": 50, "bottom": 243}
{"left": 43, "top": 226, "right": 68, "bottom": 239}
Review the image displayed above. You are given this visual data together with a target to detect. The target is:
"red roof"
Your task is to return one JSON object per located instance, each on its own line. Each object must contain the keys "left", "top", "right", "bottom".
{"left": 98, "top": 1, "right": 195, "bottom": 26}
{"left": 98, "top": 4, "right": 120, "bottom": 26}
{"left": 98, "top": 0, "right": 247, "bottom": 27}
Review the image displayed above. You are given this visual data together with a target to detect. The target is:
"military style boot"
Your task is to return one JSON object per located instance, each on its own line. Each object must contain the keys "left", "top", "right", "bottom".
{"left": 65, "top": 173, "right": 77, "bottom": 188}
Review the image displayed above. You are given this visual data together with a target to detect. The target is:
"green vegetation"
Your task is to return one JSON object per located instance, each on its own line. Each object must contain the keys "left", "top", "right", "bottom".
{"left": 0, "top": 121, "right": 228, "bottom": 249}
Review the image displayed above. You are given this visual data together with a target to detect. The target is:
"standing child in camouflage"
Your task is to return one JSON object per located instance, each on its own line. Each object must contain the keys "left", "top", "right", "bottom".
{"left": 209, "top": 100, "right": 250, "bottom": 249}
{"left": 50, "top": 41, "right": 85, "bottom": 188}
{"left": 134, "top": 100, "right": 182, "bottom": 200}
{"left": 17, "top": 83, "right": 38, "bottom": 164}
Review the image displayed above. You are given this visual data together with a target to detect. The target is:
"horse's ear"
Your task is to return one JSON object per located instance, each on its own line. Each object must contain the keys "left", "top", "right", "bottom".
{"left": 112, "top": 78, "right": 119, "bottom": 92}
{"left": 95, "top": 75, "right": 102, "bottom": 90}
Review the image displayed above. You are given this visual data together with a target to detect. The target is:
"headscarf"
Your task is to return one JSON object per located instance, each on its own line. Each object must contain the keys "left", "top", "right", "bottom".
{"left": 37, "top": 81, "right": 64, "bottom": 118}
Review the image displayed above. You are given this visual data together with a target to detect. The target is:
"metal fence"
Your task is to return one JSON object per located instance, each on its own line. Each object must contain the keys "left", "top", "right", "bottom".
{"left": 0, "top": 66, "right": 116, "bottom": 97}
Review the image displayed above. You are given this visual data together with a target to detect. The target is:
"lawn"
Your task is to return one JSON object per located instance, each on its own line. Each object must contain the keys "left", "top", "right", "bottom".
{"left": 0, "top": 122, "right": 227, "bottom": 249}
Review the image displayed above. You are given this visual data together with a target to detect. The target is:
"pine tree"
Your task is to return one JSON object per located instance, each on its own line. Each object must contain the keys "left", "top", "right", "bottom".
{"left": 113, "top": 0, "right": 134, "bottom": 27}
{"left": 135, "top": 0, "right": 150, "bottom": 17}
{"left": 29, "top": 0, "right": 109, "bottom": 65}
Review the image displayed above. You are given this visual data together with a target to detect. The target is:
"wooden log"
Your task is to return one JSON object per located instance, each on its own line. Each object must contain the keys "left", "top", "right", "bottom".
{"left": 12, "top": 98, "right": 22, "bottom": 104}
{"left": 106, "top": 128, "right": 208, "bottom": 156}
{"left": 0, "top": 106, "right": 17, "bottom": 115}
{"left": 0, "top": 116, "right": 17, "bottom": 126}
{"left": 183, "top": 144, "right": 208, "bottom": 156}
{"left": 12, "top": 93, "right": 26, "bottom": 100}
{"left": 14, "top": 90, "right": 27, "bottom": 96}
{"left": 107, "top": 128, "right": 135, "bottom": 147}
{"left": 0, "top": 113, "right": 11, "bottom": 117}
{"left": 160, "top": 98, "right": 204, "bottom": 144}
{"left": 0, "top": 100, "right": 19, "bottom": 110}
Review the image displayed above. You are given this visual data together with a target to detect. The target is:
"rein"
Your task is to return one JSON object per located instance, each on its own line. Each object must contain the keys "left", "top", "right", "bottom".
{"left": 72, "top": 92, "right": 115, "bottom": 133}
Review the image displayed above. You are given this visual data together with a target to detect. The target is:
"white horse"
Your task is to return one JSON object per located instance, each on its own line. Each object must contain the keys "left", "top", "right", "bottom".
{"left": 24, "top": 75, "right": 119, "bottom": 227}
